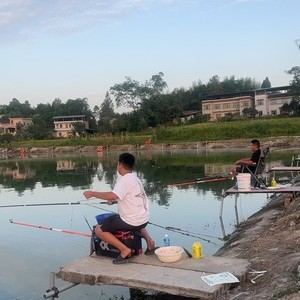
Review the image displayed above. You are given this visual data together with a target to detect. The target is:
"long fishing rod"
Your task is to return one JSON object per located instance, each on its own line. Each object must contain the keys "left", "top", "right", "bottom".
{"left": 9, "top": 219, "right": 91, "bottom": 237}
{"left": 0, "top": 200, "right": 111, "bottom": 208}
{"left": 84, "top": 202, "right": 222, "bottom": 244}
{"left": 148, "top": 221, "right": 220, "bottom": 245}
{"left": 0, "top": 201, "right": 83, "bottom": 208}
{"left": 168, "top": 174, "right": 234, "bottom": 188}
{"left": 165, "top": 226, "right": 223, "bottom": 241}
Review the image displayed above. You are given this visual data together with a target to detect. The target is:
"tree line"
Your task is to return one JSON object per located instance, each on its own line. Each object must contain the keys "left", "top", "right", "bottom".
{"left": 0, "top": 67, "right": 299, "bottom": 140}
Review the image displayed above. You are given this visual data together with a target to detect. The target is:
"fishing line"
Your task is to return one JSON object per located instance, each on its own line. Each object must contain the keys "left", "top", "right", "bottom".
{"left": 148, "top": 221, "right": 220, "bottom": 245}
{"left": 83, "top": 215, "right": 92, "bottom": 232}
{"left": 69, "top": 205, "right": 75, "bottom": 233}
{"left": 85, "top": 202, "right": 222, "bottom": 244}
{"left": 165, "top": 226, "right": 223, "bottom": 241}
{"left": 0, "top": 200, "right": 107, "bottom": 208}
{"left": 5, "top": 199, "right": 223, "bottom": 244}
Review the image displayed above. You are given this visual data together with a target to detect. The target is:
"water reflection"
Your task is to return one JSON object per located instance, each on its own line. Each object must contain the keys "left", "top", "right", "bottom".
{"left": 0, "top": 149, "right": 297, "bottom": 201}
{"left": 0, "top": 149, "right": 298, "bottom": 300}
{"left": 0, "top": 151, "right": 241, "bottom": 203}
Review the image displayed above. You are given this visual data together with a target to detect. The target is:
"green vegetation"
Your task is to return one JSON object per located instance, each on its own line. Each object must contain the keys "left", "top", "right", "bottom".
{"left": 154, "top": 117, "right": 300, "bottom": 142}
{"left": 8, "top": 134, "right": 152, "bottom": 148}
{"left": 3, "top": 117, "right": 300, "bottom": 148}
{"left": 0, "top": 67, "right": 299, "bottom": 144}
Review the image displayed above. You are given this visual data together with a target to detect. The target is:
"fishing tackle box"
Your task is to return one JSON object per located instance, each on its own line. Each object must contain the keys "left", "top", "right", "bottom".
{"left": 90, "top": 213, "right": 142, "bottom": 258}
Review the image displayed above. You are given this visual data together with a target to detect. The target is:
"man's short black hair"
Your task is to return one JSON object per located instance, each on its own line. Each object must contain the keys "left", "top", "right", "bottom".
{"left": 251, "top": 139, "right": 260, "bottom": 148}
{"left": 119, "top": 153, "right": 135, "bottom": 169}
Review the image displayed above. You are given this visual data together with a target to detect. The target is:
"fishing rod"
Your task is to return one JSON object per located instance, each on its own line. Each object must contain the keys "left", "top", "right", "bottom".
{"left": 148, "top": 221, "right": 220, "bottom": 245}
{"left": 9, "top": 202, "right": 223, "bottom": 244}
{"left": 0, "top": 200, "right": 113, "bottom": 208}
{"left": 168, "top": 174, "right": 234, "bottom": 188}
{"left": 9, "top": 219, "right": 91, "bottom": 237}
{"left": 0, "top": 201, "right": 83, "bottom": 208}
{"left": 165, "top": 226, "right": 223, "bottom": 241}
{"left": 85, "top": 202, "right": 222, "bottom": 244}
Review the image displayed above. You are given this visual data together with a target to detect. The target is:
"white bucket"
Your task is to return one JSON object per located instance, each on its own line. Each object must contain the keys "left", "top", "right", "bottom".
{"left": 236, "top": 173, "right": 251, "bottom": 190}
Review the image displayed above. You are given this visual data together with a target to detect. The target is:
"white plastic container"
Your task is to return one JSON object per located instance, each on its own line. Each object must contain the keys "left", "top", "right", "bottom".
{"left": 155, "top": 246, "right": 184, "bottom": 263}
{"left": 236, "top": 173, "right": 251, "bottom": 190}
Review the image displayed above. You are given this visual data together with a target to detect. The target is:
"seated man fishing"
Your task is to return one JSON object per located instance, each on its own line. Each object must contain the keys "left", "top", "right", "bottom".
{"left": 231, "top": 139, "right": 261, "bottom": 175}
{"left": 84, "top": 152, "right": 157, "bottom": 264}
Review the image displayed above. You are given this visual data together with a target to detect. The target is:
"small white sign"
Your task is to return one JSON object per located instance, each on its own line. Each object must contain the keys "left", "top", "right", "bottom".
{"left": 201, "top": 272, "right": 240, "bottom": 286}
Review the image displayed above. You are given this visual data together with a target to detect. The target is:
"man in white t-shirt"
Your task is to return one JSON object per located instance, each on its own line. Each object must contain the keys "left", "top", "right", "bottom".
{"left": 84, "top": 153, "right": 156, "bottom": 264}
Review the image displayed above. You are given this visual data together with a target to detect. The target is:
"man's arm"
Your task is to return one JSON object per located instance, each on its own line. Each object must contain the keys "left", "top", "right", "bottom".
{"left": 236, "top": 158, "right": 255, "bottom": 165}
{"left": 83, "top": 190, "right": 119, "bottom": 201}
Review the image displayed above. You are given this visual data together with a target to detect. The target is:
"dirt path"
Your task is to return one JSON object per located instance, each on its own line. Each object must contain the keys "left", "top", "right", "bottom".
{"left": 216, "top": 190, "right": 300, "bottom": 299}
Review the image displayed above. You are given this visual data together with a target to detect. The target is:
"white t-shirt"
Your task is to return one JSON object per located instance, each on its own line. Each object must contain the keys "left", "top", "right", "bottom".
{"left": 113, "top": 172, "right": 150, "bottom": 226}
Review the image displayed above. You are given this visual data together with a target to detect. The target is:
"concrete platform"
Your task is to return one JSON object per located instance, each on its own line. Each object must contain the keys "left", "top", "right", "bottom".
{"left": 269, "top": 166, "right": 300, "bottom": 172}
{"left": 57, "top": 253, "right": 250, "bottom": 299}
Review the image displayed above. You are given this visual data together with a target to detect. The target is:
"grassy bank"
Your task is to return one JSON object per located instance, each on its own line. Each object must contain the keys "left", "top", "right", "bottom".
{"left": 154, "top": 117, "right": 300, "bottom": 142}
{"left": 8, "top": 134, "right": 152, "bottom": 148}
{"left": 2, "top": 117, "right": 300, "bottom": 148}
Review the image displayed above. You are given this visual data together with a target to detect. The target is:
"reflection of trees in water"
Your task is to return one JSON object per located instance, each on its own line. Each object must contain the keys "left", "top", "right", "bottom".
{"left": 134, "top": 153, "right": 241, "bottom": 205}
{"left": 97, "top": 157, "right": 118, "bottom": 189}
{"left": 0, "top": 151, "right": 281, "bottom": 201}
{"left": 144, "top": 182, "right": 172, "bottom": 206}
{"left": 0, "top": 158, "right": 100, "bottom": 195}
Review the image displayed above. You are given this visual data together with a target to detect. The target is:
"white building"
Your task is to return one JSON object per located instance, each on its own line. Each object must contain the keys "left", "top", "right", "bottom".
{"left": 202, "top": 86, "right": 292, "bottom": 121}
{"left": 53, "top": 115, "right": 89, "bottom": 138}
{"left": 255, "top": 86, "right": 292, "bottom": 116}
{"left": 0, "top": 117, "right": 33, "bottom": 135}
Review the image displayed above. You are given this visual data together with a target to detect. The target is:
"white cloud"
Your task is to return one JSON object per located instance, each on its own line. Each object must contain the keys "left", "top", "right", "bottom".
{"left": 0, "top": 0, "right": 195, "bottom": 47}
{"left": 0, "top": 0, "right": 155, "bottom": 35}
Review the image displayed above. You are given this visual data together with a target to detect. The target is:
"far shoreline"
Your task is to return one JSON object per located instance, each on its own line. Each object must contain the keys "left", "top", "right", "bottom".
{"left": 1, "top": 135, "right": 300, "bottom": 157}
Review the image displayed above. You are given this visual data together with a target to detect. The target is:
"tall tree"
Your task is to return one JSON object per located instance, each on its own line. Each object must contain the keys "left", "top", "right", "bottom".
{"left": 286, "top": 66, "right": 300, "bottom": 114}
{"left": 6, "top": 98, "right": 34, "bottom": 117}
{"left": 240, "top": 77, "right": 260, "bottom": 90}
{"left": 65, "top": 98, "right": 90, "bottom": 115}
{"left": 51, "top": 98, "right": 64, "bottom": 116}
{"left": 261, "top": 77, "right": 271, "bottom": 88}
{"left": 93, "top": 105, "right": 100, "bottom": 122}
{"left": 97, "top": 92, "right": 115, "bottom": 133}
{"left": 33, "top": 103, "right": 54, "bottom": 133}
{"left": 287, "top": 66, "right": 300, "bottom": 101}
{"left": 206, "top": 75, "right": 222, "bottom": 95}
{"left": 110, "top": 77, "right": 146, "bottom": 111}
{"left": 110, "top": 72, "right": 167, "bottom": 111}
{"left": 146, "top": 72, "right": 168, "bottom": 96}
{"left": 99, "top": 92, "right": 115, "bottom": 119}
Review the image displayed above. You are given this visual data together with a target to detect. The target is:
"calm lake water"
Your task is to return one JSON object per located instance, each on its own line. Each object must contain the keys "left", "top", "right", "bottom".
{"left": 0, "top": 149, "right": 298, "bottom": 300}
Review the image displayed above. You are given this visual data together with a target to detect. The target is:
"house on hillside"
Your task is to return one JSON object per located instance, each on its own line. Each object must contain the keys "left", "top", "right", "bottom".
{"left": 53, "top": 115, "right": 90, "bottom": 138}
{"left": 202, "top": 95, "right": 254, "bottom": 121}
{"left": 173, "top": 110, "right": 201, "bottom": 124}
{"left": 0, "top": 117, "right": 33, "bottom": 135}
{"left": 255, "top": 86, "right": 292, "bottom": 116}
{"left": 201, "top": 86, "right": 292, "bottom": 121}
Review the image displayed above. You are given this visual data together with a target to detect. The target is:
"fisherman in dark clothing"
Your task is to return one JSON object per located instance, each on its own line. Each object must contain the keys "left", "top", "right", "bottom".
{"left": 231, "top": 139, "right": 261, "bottom": 175}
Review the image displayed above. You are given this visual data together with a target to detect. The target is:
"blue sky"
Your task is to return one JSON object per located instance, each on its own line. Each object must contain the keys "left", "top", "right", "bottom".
{"left": 1, "top": 0, "right": 299, "bottom": 111}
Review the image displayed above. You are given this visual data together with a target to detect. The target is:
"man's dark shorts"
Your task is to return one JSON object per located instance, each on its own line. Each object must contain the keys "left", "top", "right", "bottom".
{"left": 100, "top": 214, "right": 148, "bottom": 233}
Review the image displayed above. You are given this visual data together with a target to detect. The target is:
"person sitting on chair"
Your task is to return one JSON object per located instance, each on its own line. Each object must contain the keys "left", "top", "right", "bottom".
{"left": 231, "top": 139, "right": 261, "bottom": 175}
{"left": 83, "top": 152, "right": 156, "bottom": 264}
